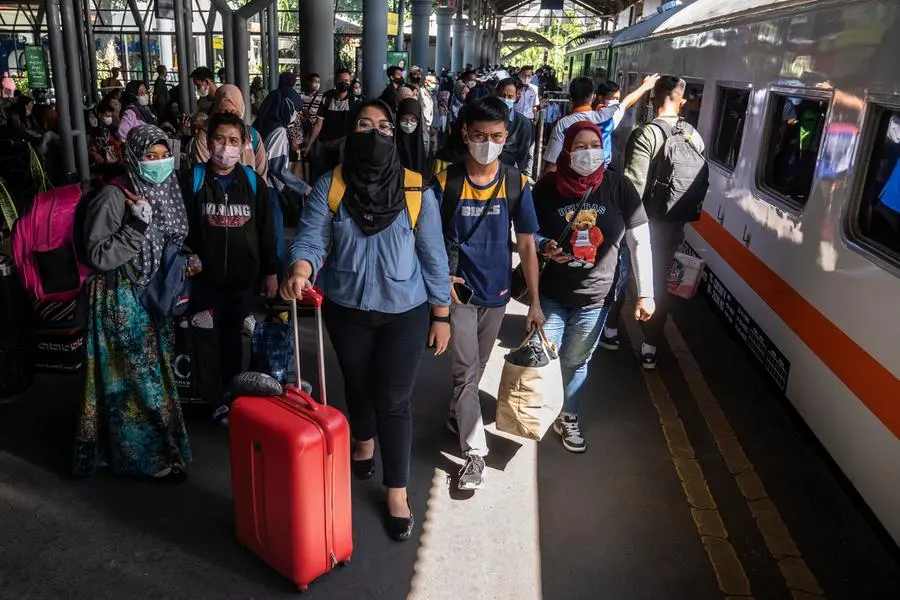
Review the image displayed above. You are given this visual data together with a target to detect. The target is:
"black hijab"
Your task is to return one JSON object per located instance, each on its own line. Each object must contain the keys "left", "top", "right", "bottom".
{"left": 123, "top": 80, "right": 156, "bottom": 125}
{"left": 341, "top": 99, "right": 406, "bottom": 236}
{"left": 396, "top": 98, "right": 428, "bottom": 176}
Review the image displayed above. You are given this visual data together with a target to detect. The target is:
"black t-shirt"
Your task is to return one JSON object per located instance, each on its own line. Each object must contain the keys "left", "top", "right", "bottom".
{"left": 533, "top": 170, "right": 647, "bottom": 309}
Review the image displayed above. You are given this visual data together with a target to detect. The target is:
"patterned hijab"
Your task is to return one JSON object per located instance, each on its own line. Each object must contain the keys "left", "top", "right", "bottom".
{"left": 123, "top": 124, "right": 189, "bottom": 287}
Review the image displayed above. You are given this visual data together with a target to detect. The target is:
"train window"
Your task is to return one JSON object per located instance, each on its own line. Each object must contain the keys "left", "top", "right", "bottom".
{"left": 711, "top": 87, "right": 750, "bottom": 172}
{"left": 760, "top": 93, "right": 829, "bottom": 207}
{"left": 681, "top": 81, "right": 705, "bottom": 129}
{"left": 852, "top": 108, "right": 900, "bottom": 266}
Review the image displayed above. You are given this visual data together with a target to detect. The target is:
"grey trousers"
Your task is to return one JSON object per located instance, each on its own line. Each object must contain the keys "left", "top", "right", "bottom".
{"left": 449, "top": 303, "right": 506, "bottom": 457}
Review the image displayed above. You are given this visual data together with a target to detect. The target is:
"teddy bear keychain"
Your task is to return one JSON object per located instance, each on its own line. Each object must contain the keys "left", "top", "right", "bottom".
{"left": 564, "top": 208, "right": 604, "bottom": 269}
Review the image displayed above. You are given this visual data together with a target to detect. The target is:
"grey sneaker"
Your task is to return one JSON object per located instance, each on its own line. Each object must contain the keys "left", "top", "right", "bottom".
{"left": 553, "top": 413, "right": 586, "bottom": 453}
{"left": 458, "top": 454, "right": 485, "bottom": 490}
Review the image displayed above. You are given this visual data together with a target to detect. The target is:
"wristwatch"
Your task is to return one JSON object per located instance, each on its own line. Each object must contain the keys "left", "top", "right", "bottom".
{"left": 431, "top": 313, "right": 450, "bottom": 323}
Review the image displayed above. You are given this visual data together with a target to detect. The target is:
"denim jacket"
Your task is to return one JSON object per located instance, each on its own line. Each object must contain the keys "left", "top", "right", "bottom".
{"left": 289, "top": 172, "right": 452, "bottom": 313}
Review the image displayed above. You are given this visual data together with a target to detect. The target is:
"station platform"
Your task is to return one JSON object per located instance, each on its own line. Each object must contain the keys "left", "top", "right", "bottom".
{"left": 1, "top": 293, "right": 899, "bottom": 600}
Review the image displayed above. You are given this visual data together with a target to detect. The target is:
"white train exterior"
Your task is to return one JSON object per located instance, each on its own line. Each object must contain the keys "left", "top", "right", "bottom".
{"left": 573, "top": 0, "right": 900, "bottom": 544}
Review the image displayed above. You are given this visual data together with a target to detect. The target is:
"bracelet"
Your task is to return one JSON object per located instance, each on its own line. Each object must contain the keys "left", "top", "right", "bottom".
{"left": 431, "top": 313, "right": 450, "bottom": 324}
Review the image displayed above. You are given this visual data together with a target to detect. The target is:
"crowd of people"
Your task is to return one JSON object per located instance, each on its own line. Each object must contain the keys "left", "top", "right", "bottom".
{"left": 8, "top": 60, "right": 707, "bottom": 542}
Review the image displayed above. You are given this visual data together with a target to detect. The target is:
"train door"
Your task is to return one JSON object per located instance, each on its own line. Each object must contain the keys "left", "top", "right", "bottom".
{"left": 582, "top": 53, "right": 592, "bottom": 78}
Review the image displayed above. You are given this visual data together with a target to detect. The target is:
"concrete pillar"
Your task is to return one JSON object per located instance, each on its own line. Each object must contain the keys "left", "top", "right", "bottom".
{"left": 394, "top": 0, "right": 405, "bottom": 52}
{"left": 463, "top": 24, "right": 476, "bottom": 69}
{"left": 451, "top": 16, "right": 465, "bottom": 73}
{"left": 410, "top": 0, "right": 430, "bottom": 71}
{"left": 434, "top": 7, "right": 453, "bottom": 73}
{"left": 233, "top": 16, "right": 250, "bottom": 118}
{"left": 303, "top": 0, "right": 335, "bottom": 90}
{"left": 362, "top": 0, "right": 388, "bottom": 101}
{"left": 45, "top": 0, "right": 75, "bottom": 177}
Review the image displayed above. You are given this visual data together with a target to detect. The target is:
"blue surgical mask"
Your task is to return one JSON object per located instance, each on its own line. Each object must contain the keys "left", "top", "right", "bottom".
{"left": 138, "top": 157, "right": 175, "bottom": 185}
{"left": 502, "top": 98, "right": 515, "bottom": 111}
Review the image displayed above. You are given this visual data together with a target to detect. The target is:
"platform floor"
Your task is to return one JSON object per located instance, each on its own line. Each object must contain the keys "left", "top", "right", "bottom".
{"left": 1, "top": 294, "right": 899, "bottom": 600}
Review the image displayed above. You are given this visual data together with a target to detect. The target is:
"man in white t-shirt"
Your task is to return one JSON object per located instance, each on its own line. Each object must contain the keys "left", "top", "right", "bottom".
{"left": 544, "top": 74, "right": 659, "bottom": 174}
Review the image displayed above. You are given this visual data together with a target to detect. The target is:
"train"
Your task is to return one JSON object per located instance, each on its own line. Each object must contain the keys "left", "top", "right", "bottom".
{"left": 566, "top": 0, "right": 900, "bottom": 545}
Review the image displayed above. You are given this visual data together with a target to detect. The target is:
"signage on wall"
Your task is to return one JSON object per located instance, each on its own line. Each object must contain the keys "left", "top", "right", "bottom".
{"left": 388, "top": 11, "right": 399, "bottom": 36}
{"left": 24, "top": 45, "right": 48, "bottom": 89}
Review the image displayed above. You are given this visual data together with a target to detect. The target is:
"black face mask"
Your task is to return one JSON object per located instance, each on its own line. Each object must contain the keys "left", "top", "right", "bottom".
{"left": 350, "top": 129, "right": 394, "bottom": 166}
{"left": 409, "top": 75, "right": 422, "bottom": 84}
{"left": 393, "top": 77, "right": 405, "bottom": 85}
{"left": 335, "top": 81, "right": 350, "bottom": 93}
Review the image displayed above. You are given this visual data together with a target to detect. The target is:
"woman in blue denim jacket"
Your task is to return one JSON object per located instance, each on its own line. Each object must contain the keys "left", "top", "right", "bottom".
{"left": 281, "top": 100, "right": 451, "bottom": 542}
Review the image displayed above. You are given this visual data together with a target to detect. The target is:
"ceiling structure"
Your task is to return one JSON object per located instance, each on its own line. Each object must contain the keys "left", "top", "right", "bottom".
{"left": 492, "top": 0, "right": 640, "bottom": 17}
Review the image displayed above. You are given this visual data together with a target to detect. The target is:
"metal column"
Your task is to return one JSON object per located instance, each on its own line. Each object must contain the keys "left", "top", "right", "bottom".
{"left": 472, "top": 0, "right": 483, "bottom": 68}
{"left": 173, "top": 0, "right": 191, "bottom": 115}
{"left": 303, "top": 0, "right": 335, "bottom": 90}
{"left": 184, "top": 0, "right": 197, "bottom": 111}
{"left": 72, "top": 0, "right": 92, "bottom": 102}
{"left": 394, "top": 0, "right": 405, "bottom": 52}
{"left": 409, "top": 0, "right": 430, "bottom": 71}
{"left": 45, "top": 0, "right": 75, "bottom": 178}
{"left": 205, "top": 7, "right": 216, "bottom": 76}
{"left": 362, "top": 0, "right": 388, "bottom": 101}
{"left": 126, "top": 0, "right": 151, "bottom": 85}
{"left": 267, "top": 5, "right": 279, "bottom": 88}
{"left": 260, "top": 10, "right": 269, "bottom": 88}
{"left": 60, "top": 0, "right": 90, "bottom": 180}
{"left": 210, "top": 0, "right": 234, "bottom": 83}
{"left": 434, "top": 7, "right": 452, "bottom": 73}
{"left": 233, "top": 16, "right": 250, "bottom": 118}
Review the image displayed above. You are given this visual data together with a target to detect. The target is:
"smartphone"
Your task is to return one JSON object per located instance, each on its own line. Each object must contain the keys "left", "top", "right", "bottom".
{"left": 453, "top": 281, "right": 474, "bottom": 305}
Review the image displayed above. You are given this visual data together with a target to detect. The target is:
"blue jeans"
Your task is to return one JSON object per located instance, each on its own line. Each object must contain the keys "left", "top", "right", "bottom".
{"left": 540, "top": 295, "right": 611, "bottom": 415}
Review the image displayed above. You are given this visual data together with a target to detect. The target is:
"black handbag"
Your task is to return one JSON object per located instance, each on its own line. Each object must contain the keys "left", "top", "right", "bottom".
{"left": 510, "top": 185, "right": 596, "bottom": 305}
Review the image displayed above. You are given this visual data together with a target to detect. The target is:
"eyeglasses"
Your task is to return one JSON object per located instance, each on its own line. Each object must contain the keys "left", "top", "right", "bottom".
{"left": 357, "top": 118, "right": 395, "bottom": 135}
{"left": 467, "top": 131, "right": 506, "bottom": 144}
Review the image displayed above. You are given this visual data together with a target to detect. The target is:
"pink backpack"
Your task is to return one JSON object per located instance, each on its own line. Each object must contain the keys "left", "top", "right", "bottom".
{"left": 12, "top": 183, "right": 94, "bottom": 302}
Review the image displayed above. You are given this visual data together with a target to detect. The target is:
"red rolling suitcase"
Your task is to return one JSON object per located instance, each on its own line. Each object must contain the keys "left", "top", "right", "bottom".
{"left": 229, "top": 289, "right": 352, "bottom": 591}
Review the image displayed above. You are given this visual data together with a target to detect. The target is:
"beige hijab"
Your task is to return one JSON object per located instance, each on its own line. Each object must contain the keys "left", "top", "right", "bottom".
{"left": 192, "top": 84, "right": 268, "bottom": 180}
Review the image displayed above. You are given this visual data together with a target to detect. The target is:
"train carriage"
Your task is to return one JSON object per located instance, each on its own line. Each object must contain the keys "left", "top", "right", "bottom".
{"left": 583, "top": 0, "right": 900, "bottom": 545}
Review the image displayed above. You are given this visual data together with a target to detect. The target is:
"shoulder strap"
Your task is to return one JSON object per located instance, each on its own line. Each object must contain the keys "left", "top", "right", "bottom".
{"left": 250, "top": 127, "right": 260, "bottom": 153}
{"left": 192, "top": 163, "right": 206, "bottom": 194}
{"left": 402, "top": 169, "right": 423, "bottom": 230}
{"left": 242, "top": 165, "right": 257, "bottom": 195}
{"left": 504, "top": 165, "right": 523, "bottom": 221}
{"left": 328, "top": 165, "right": 346, "bottom": 216}
{"left": 440, "top": 162, "right": 467, "bottom": 232}
{"left": 457, "top": 167, "right": 506, "bottom": 247}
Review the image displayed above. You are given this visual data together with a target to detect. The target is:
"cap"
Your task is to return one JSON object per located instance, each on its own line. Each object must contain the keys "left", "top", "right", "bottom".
{"left": 410, "top": 65, "right": 422, "bottom": 73}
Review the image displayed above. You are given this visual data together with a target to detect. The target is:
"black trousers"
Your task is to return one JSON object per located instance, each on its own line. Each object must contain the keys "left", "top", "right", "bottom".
{"left": 323, "top": 300, "right": 430, "bottom": 488}
{"left": 640, "top": 220, "right": 685, "bottom": 346}
{"left": 191, "top": 283, "right": 253, "bottom": 410}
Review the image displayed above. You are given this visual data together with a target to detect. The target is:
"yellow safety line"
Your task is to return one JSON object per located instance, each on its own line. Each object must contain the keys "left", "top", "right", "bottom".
{"left": 663, "top": 318, "right": 825, "bottom": 599}
{"left": 622, "top": 317, "right": 753, "bottom": 598}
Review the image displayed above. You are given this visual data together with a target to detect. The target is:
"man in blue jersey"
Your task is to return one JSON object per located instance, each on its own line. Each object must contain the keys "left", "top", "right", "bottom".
{"left": 432, "top": 98, "right": 544, "bottom": 492}
{"left": 544, "top": 74, "right": 659, "bottom": 173}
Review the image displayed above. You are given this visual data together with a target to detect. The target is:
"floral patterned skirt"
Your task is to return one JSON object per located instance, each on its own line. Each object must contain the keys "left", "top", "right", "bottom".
{"left": 73, "top": 271, "right": 192, "bottom": 477}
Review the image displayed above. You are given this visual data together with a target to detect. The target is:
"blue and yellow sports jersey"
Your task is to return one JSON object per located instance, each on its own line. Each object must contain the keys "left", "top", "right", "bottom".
{"left": 431, "top": 167, "right": 539, "bottom": 307}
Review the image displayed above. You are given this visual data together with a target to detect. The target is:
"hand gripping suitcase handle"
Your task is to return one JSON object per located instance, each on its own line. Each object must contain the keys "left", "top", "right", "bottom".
{"left": 289, "top": 295, "right": 328, "bottom": 406}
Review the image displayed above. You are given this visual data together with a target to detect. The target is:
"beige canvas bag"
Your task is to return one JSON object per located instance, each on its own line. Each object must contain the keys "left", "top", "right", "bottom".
{"left": 495, "top": 328, "right": 564, "bottom": 441}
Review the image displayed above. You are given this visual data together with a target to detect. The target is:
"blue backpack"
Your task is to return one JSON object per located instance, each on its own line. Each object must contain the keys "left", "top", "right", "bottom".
{"left": 126, "top": 239, "right": 191, "bottom": 318}
{"left": 192, "top": 163, "right": 258, "bottom": 195}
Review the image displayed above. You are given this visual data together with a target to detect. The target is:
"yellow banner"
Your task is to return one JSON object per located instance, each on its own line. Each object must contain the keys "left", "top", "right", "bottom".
{"left": 387, "top": 11, "right": 398, "bottom": 36}
{"left": 212, "top": 37, "right": 224, "bottom": 49}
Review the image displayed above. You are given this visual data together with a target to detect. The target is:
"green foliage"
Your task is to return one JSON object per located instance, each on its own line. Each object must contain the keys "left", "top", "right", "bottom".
{"left": 508, "top": 10, "right": 586, "bottom": 73}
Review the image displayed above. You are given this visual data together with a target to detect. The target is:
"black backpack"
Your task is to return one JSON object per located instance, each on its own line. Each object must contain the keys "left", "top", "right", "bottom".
{"left": 645, "top": 118, "right": 710, "bottom": 222}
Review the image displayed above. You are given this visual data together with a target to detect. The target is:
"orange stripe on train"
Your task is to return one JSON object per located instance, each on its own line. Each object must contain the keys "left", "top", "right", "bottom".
{"left": 692, "top": 212, "right": 900, "bottom": 439}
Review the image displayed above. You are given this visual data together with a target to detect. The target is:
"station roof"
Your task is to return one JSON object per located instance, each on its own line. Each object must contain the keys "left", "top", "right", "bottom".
{"left": 493, "top": 0, "right": 641, "bottom": 17}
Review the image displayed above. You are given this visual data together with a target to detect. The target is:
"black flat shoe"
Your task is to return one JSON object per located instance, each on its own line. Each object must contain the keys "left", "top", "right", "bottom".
{"left": 351, "top": 457, "right": 375, "bottom": 480}
{"left": 150, "top": 464, "right": 188, "bottom": 485}
{"left": 385, "top": 502, "right": 414, "bottom": 541}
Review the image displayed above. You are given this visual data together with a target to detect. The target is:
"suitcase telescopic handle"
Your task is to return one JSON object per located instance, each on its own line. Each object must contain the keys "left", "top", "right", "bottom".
{"left": 290, "top": 295, "right": 328, "bottom": 407}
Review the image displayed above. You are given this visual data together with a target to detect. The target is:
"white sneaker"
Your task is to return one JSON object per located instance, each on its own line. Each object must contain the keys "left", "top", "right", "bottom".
{"left": 242, "top": 315, "right": 257, "bottom": 337}
{"left": 553, "top": 413, "right": 586, "bottom": 453}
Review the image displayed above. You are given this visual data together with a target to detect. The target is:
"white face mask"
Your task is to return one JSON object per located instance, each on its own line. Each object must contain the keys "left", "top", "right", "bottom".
{"left": 101, "top": 115, "right": 113, "bottom": 126}
{"left": 607, "top": 99, "right": 620, "bottom": 107}
{"left": 569, "top": 148, "right": 605, "bottom": 177}
{"left": 137, "top": 94, "right": 149, "bottom": 106}
{"left": 197, "top": 85, "right": 208, "bottom": 98}
{"left": 399, "top": 120, "right": 418, "bottom": 134}
{"left": 468, "top": 139, "right": 504, "bottom": 165}
{"left": 311, "top": 82, "right": 321, "bottom": 92}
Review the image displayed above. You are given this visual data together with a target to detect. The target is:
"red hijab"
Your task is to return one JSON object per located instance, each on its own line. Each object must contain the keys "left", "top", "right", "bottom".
{"left": 550, "top": 120, "right": 606, "bottom": 198}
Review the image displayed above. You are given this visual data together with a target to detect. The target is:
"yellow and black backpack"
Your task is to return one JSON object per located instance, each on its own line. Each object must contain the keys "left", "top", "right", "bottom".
{"left": 327, "top": 165, "right": 423, "bottom": 229}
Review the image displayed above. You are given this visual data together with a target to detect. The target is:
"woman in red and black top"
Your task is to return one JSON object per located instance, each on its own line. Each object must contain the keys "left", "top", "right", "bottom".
{"left": 532, "top": 121, "right": 656, "bottom": 453}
